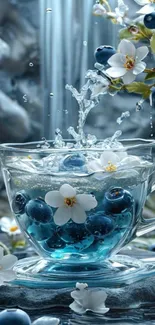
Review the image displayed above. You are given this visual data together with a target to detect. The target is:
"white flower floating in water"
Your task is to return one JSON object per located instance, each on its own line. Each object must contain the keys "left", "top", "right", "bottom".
{"left": 0, "top": 247, "right": 17, "bottom": 285}
{"left": 107, "top": 0, "right": 129, "bottom": 25}
{"left": 106, "top": 39, "right": 148, "bottom": 84}
{"left": 0, "top": 217, "right": 21, "bottom": 236}
{"left": 134, "top": 0, "right": 155, "bottom": 14}
{"left": 70, "top": 282, "right": 109, "bottom": 315}
{"left": 45, "top": 184, "right": 97, "bottom": 226}
{"left": 88, "top": 151, "right": 127, "bottom": 173}
{"left": 92, "top": 3, "right": 107, "bottom": 16}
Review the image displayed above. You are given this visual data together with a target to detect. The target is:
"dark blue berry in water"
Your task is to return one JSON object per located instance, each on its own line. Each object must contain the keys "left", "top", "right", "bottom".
{"left": 45, "top": 233, "right": 66, "bottom": 249}
{"left": 103, "top": 187, "right": 133, "bottom": 214}
{"left": 86, "top": 212, "right": 115, "bottom": 239}
{"left": 12, "top": 190, "right": 30, "bottom": 214}
{"left": 0, "top": 309, "right": 31, "bottom": 325}
{"left": 144, "top": 12, "right": 155, "bottom": 29}
{"left": 60, "top": 153, "right": 86, "bottom": 171}
{"left": 26, "top": 198, "right": 53, "bottom": 223}
{"left": 149, "top": 244, "right": 155, "bottom": 252}
{"left": 57, "top": 222, "right": 91, "bottom": 244}
{"left": 95, "top": 45, "right": 116, "bottom": 65}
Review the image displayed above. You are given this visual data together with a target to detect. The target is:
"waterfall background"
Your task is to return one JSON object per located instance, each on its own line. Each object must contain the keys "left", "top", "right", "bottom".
{"left": 40, "top": 0, "right": 154, "bottom": 141}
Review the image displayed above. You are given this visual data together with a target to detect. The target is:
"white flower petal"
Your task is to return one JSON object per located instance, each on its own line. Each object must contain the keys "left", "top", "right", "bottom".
{"left": 137, "top": 4, "right": 154, "bottom": 14}
{"left": 92, "top": 291, "right": 107, "bottom": 307}
{"left": 122, "top": 71, "right": 136, "bottom": 84}
{"left": 0, "top": 254, "right": 17, "bottom": 270}
{"left": 92, "top": 307, "right": 109, "bottom": 314}
{"left": 71, "top": 204, "right": 87, "bottom": 224}
{"left": 76, "top": 282, "right": 88, "bottom": 290}
{"left": 88, "top": 160, "right": 103, "bottom": 172}
{"left": 71, "top": 290, "right": 85, "bottom": 301}
{"left": 69, "top": 301, "right": 86, "bottom": 314}
{"left": 134, "top": 0, "right": 149, "bottom": 5}
{"left": 106, "top": 67, "right": 126, "bottom": 78}
{"left": 118, "top": 40, "right": 136, "bottom": 57}
{"left": 136, "top": 46, "right": 149, "bottom": 61}
{"left": 45, "top": 191, "right": 64, "bottom": 208}
{"left": 93, "top": 3, "right": 106, "bottom": 16}
{"left": 60, "top": 184, "right": 76, "bottom": 198}
{"left": 108, "top": 53, "right": 125, "bottom": 67}
{"left": 0, "top": 270, "right": 16, "bottom": 282}
{"left": 133, "top": 62, "right": 146, "bottom": 75}
{"left": 76, "top": 194, "right": 97, "bottom": 211}
{"left": 0, "top": 217, "right": 11, "bottom": 228}
{"left": 100, "top": 152, "right": 120, "bottom": 166}
{"left": 53, "top": 206, "right": 71, "bottom": 226}
{"left": 117, "top": 151, "right": 128, "bottom": 160}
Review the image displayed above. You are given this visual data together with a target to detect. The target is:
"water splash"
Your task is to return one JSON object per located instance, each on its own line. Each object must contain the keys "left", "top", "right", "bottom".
{"left": 117, "top": 111, "right": 130, "bottom": 125}
{"left": 136, "top": 99, "right": 145, "bottom": 111}
{"left": 54, "top": 129, "right": 65, "bottom": 148}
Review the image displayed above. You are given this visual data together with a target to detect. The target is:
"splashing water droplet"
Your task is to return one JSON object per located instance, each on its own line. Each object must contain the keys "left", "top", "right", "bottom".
{"left": 83, "top": 41, "right": 87, "bottom": 46}
{"left": 23, "top": 94, "right": 28, "bottom": 103}
{"left": 64, "top": 110, "right": 68, "bottom": 115}
{"left": 29, "top": 62, "right": 33, "bottom": 67}
{"left": 117, "top": 111, "right": 130, "bottom": 125}
{"left": 46, "top": 8, "right": 52, "bottom": 12}
{"left": 136, "top": 99, "right": 144, "bottom": 112}
{"left": 41, "top": 137, "right": 50, "bottom": 149}
{"left": 50, "top": 92, "right": 54, "bottom": 97}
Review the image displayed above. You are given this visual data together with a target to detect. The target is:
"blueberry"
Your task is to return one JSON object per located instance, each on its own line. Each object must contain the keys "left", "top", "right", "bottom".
{"left": 103, "top": 187, "right": 133, "bottom": 214}
{"left": 144, "top": 12, "right": 155, "bottom": 29}
{"left": 45, "top": 233, "right": 66, "bottom": 249}
{"left": 86, "top": 212, "right": 115, "bottom": 238}
{"left": 12, "top": 190, "right": 30, "bottom": 214}
{"left": 26, "top": 198, "right": 53, "bottom": 223}
{"left": 57, "top": 222, "right": 92, "bottom": 244}
{"left": 149, "top": 244, "right": 155, "bottom": 252}
{"left": 95, "top": 45, "right": 116, "bottom": 65}
{"left": 60, "top": 153, "right": 86, "bottom": 171}
{"left": 0, "top": 309, "right": 31, "bottom": 325}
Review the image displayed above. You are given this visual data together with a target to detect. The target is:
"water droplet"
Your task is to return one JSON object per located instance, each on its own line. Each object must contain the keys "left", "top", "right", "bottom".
{"left": 23, "top": 94, "right": 28, "bottom": 103}
{"left": 29, "top": 62, "right": 33, "bottom": 67}
{"left": 136, "top": 99, "right": 144, "bottom": 111}
{"left": 83, "top": 41, "right": 87, "bottom": 46}
{"left": 46, "top": 8, "right": 52, "bottom": 12}
{"left": 117, "top": 111, "right": 130, "bottom": 125}
{"left": 151, "top": 133, "right": 154, "bottom": 137}
{"left": 64, "top": 110, "right": 68, "bottom": 115}
{"left": 50, "top": 92, "right": 54, "bottom": 97}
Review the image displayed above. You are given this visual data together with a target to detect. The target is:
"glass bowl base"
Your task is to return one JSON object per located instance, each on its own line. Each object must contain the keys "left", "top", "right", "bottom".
{"left": 12, "top": 254, "right": 155, "bottom": 288}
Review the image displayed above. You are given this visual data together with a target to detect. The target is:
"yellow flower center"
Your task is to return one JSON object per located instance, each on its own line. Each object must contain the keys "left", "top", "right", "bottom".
{"left": 124, "top": 55, "right": 135, "bottom": 70}
{"left": 105, "top": 161, "right": 117, "bottom": 173}
{"left": 64, "top": 197, "right": 76, "bottom": 207}
{"left": 10, "top": 226, "right": 19, "bottom": 233}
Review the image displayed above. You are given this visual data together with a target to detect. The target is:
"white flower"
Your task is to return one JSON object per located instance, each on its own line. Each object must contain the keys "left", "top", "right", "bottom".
{"left": 0, "top": 217, "right": 21, "bottom": 236}
{"left": 92, "top": 3, "right": 107, "bottom": 16}
{"left": 0, "top": 247, "right": 17, "bottom": 285}
{"left": 106, "top": 40, "right": 148, "bottom": 84}
{"left": 70, "top": 282, "right": 109, "bottom": 315}
{"left": 107, "top": 0, "right": 129, "bottom": 25}
{"left": 88, "top": 151, "right": 127, "bottom": 173}
{"left": 134, "top": 0, "right": 155, "bottom": 14}
{"left": 45, "top": 184, "right": 97, "bottom": 226}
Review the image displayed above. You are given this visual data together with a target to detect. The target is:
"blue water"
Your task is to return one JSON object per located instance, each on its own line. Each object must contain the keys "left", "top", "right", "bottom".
{"left": 8, "top": 169, "right": 148, "bottom": 264}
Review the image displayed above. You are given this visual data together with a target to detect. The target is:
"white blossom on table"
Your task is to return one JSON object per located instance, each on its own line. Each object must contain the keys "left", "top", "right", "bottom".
{"left": 106, "top": 39, "right": 149, "bottom": 84}
{"left": 45, "top": 184, "right": 97, "bottom": 226}
{"left": 0, "top": 217, "right": 21, "bottom": 236}
{"left": 134, "top": 0, "right": 155, "bottom": 14}
{"left": 0, "top": 247, "right": 17, "bottom": 285}
{"left": 70, "top": 282, "right": 109, "bottom": 315}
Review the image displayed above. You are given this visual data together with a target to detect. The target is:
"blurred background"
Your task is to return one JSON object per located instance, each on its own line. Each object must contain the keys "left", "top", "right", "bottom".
{"left": 0, "top": 0, "right": 155, "bottom": 237}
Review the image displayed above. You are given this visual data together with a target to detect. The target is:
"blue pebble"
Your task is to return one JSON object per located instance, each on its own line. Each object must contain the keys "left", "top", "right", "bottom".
{"left": 57, "top": 222, "right": 92, "bottom": 244}
{"left": 86, "top": 212, "right": 115, "bottom": 239}
{"left": 144, "top": 12, "right": 155, "bottom": 29}
{"left": 12, "top": 190, "right": 30, "bottom": 214}
{"left": 60, "top": 153, "right": 86, "bottom": 171}
{"left": 95, "top": 45, "right": 116, "bottom": 65}
{"left": 26, "top": 198, "right": 53, "bottom": 223}
{"left": 0, "top": 309, "right": 31, "bottom": 325}
{"left": 103, "top": 187, "right": 133, "bottom": 214}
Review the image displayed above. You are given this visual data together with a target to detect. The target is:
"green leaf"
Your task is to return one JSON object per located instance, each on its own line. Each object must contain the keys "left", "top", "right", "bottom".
{"left": 150, "top": 33, "right": 155, "bottom": 54}
{"left": 145, "top": 71, "right": 155, "bottom": 81}
{"left": 126, "top": 82, "right": 151, "bottom": 99}
{"left": 137, "top": 23, "right": 153, "bottom": 39}
{"left": 119, "top": 28, "right": 133, "bottom": 40}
